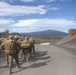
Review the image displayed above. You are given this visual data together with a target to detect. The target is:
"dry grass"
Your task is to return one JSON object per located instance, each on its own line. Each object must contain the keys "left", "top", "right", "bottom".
{"left": 34, "top": 36, "right": 63, "bottom": 44}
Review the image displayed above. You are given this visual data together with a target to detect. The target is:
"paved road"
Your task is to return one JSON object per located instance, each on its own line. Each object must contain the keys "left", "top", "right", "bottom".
{"left": 0, "top": 44, "right": 76, "bottom": 75}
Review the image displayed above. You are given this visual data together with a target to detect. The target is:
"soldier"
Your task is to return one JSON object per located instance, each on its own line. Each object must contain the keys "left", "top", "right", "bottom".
{"left": 17, "top": 36, "right": 24, "bottom": 58}
{"left": 18, "top": 36, "right": 24, "bottom": 45}
{"left": 0, "top": 35, "right": 21, "bottom": 74}
{"left": 29, "top": 37, "right": 35, "bottom": 54}
{"left": 14, "top": 35, "right": 22, "bottom": 58}
{"left": 21, "top": 36, "right": 31, "bottom": 62}
{"left": 0, "top": 38, "right": 2, "bottom": 45}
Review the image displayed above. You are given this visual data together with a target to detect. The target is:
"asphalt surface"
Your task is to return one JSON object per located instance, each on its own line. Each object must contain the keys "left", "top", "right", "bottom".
{"left": 0, "top": 44, "right": 76, "bottom": 75}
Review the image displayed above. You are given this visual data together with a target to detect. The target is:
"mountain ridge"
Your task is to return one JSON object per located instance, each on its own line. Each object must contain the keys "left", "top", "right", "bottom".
{"left": 20, "top": 29, "right": 68, "bottom": 36}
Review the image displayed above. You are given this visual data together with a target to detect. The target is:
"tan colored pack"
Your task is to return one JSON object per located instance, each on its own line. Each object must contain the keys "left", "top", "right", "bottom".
{"left": 21, "top": 40, "right": 30, "bottom": 48}
{"left": 21, "top": 43, "right": 30, "bottom": 48}
{"left": 1, "top": 40, "right": 19, "bottom": 54}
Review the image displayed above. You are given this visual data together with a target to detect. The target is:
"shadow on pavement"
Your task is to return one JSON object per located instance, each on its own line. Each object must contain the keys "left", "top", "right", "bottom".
{"left": 13, "top": 50, "right": 51, "bottom": 74}
{"left": 0, "top": 64, "right": 8, "bottom": 69}
{"left": 0, "top": 50, "right": 51, "bottom": 74}
{"left": 13, "top": 60, "right": 50, "bottom": 74}
{"left": 30, "top": 51, "right": 51, "bottom": 62}
{"left": 20, "top": 50, "right": 51, "bottom": 64}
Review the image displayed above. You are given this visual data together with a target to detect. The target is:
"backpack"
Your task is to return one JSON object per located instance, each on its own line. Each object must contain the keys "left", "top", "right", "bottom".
{"left": 2, "top": 40, "right": 17, "bottom": 54}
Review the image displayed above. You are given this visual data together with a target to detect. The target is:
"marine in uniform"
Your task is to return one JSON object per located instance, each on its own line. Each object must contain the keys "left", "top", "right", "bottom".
{"left": 0, "top": 35, "right": 21, "bottom": 74}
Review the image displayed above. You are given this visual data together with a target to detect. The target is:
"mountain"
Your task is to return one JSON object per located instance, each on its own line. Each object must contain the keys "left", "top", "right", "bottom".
{"left": 20, "top": 30, "right": 68, "bottom": 36}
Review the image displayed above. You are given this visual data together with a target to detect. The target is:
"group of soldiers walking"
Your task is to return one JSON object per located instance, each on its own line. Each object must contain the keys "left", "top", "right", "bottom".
{"left": 0, "top": 35, "right": 35, "bottom": 74}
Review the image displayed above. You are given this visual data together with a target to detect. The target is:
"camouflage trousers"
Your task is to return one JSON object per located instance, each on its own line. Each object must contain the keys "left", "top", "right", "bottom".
{"left": 6, "top": 53, "right": 20, "bottom": 74}
{"left": 31, "top": 44, "right": 35, "bottom": 54}
{"left": 21, "top": 47, "right": 31, "bottom": 62}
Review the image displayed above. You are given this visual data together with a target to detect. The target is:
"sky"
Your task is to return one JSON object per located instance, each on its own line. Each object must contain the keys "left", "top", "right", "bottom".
{"left": 0, "top": 0, "right": 76, "bottom": 33}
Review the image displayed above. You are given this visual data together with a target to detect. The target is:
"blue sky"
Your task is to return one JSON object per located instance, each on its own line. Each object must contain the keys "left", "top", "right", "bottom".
{"left": 0, "top": 0, "right": 76, "bottom": 33}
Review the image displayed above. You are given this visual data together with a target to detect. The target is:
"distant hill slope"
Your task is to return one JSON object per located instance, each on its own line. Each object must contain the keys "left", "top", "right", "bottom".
{"left": 20, "top": 30, "right": 67, "bottom": 36}
{"left": 57, "top": 35, "right": 76, "bottom": 45}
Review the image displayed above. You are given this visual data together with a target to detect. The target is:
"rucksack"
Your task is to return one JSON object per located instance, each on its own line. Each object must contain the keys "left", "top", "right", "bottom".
{"left": 2, "top": 40, "right": 17, "bottom": 54}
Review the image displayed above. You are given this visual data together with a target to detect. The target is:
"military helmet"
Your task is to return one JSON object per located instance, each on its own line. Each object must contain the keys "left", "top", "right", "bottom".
{"left": 8, "top": 35, "right": 14, "bottom": 39}
{"left": 14, "top": 35, "right": 20, "bottom": 39}
{"left": 20, "top": 36, "right": 23, "bottom": 39}
{"left": 25, "top": 36, "right": 29, "bottom": 40}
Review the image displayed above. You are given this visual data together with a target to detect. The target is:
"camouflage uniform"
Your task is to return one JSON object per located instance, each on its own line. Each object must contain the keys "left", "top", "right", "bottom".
{"left": 0, "top": 36, "right": 21, "bottom": 74}
{"left": 21, "top": 37, "right": 31, "bottom": 61}
{"left": 29, "top": 37, "right": 35, "bottom": 54}
{"left": 14, "top": 35, "right": 22, "bottom": 58}
{"left": 17, "top": 37, "right": 24, "bottom": 58}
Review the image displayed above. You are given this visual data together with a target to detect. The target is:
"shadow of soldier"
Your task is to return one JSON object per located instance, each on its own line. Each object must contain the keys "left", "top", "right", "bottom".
{"left": 19, "top": 50, "right": 51, "bottom": 65}
{"left": 30, "top": 51, "right": 51, "bottom": 62}
{"left": 0, "top": 64, "right": 8, "bottom": 69}
{"left": 13, "top": 60, "right": 50, "bottom": 74}
{"left": 12, "top": 50, "right": 51, "bottom": 74}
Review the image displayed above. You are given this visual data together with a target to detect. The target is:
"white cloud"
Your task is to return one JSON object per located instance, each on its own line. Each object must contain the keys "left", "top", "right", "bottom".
{"left": 20, "top": 0, "right": 34, "bottom": 2}
{"left": 0, "top": 1, "right": 59, "bottom": 16}
{"left": 0, "top": 28, "right": 6, "bottom": 32}
{"left": 0, "top": 0, "right": 17, "bottom": 2}
{"left": 11, "top": 18, "right": 76, "bottom": 27}
{"left": 0, "top": 2, "right": 45, "bottom": 16}
{"left": 1, "top": 0, "right": 34, "bottom": 3}
{"left": 11, "top": 27, "right": 40, "bottom": 33}
{"left": 0, "top": 18, "right": 14, "bottom": 25}
{"left": 50, "top": 7, "right": 59, "bottom": 10}
{"left": 45, "top": 0, "right": 66, "bottom": 2}
{"left": 45, "top": 0, "right": 56, "bottom": 2}
{"left": 10, "top": 18, "right": 76, "bottom": 33}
